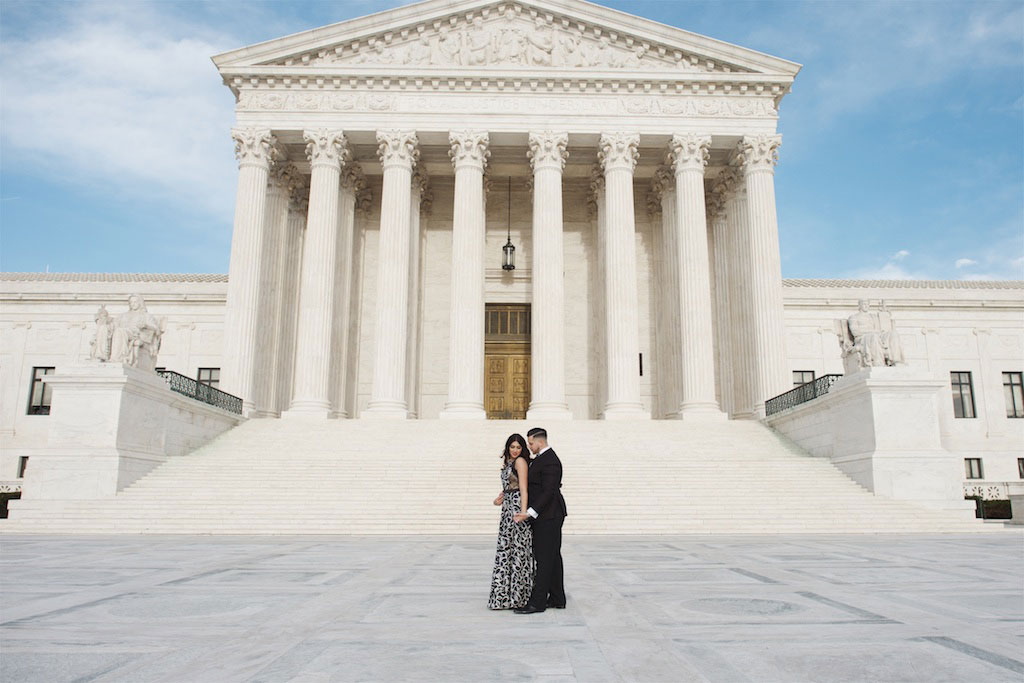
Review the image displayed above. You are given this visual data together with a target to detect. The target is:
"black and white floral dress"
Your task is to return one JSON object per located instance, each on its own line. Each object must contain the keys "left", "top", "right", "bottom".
{"left": 487, "top": 456, "right": 535, "bottom": 609}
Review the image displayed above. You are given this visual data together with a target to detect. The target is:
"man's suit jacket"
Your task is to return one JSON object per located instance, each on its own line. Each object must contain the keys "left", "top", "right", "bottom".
{"left": 527, "top": 448, "right": 568, "bottom": 521}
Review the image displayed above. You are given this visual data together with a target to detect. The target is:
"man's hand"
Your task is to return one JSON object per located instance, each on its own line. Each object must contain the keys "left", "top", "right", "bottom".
{"left": 513, "top": 513, "right": 529, "bottom": 523}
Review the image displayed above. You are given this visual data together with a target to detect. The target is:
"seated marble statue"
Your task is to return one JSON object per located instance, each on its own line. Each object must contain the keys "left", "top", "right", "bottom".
{"left": 835, "top": 299, "right": 905, "bottom": 373}
{"left": 108, "top": 294, "right": 164, "bottom": 371}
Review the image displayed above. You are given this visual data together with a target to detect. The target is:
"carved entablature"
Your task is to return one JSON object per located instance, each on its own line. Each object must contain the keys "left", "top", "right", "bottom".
{"left": 264, "top": 3, "right": 746, "bottom": 75}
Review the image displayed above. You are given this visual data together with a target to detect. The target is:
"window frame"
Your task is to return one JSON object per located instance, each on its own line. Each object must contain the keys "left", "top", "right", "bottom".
{"left": 964, "top": 458, "right": 984, "bottom": 480}
{"left": 196, "top": 367, "right": 220, "bottom": 389}
{"left": 792, "top": 370, "right": 815, "bottom": 387}
{"left": 26, "top": 366, "right": 55, "bottom": 415}
{"left": 1003, "top": 371, "right": 1024, "bottom": 419}
{"left": 950, "top": 371, "right": 976, "bottom": 419}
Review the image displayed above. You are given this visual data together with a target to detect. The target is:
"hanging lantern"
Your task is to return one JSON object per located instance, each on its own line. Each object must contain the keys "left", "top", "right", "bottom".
{"left": 502, "top": 176, "right": 516, "bottom": 271}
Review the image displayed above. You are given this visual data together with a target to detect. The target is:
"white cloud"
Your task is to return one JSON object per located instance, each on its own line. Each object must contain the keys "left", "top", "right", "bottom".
{"left": 847, "top": 249, "right": 930, "bottom": 280}
{"left": 0, "top": 3, "right": 240, "bottom": 220}
{"left": 955, "top": 258, "right": 978, "bottom": 269}
{"left": 892, "top": 249, "right": 910, "bottom": 261}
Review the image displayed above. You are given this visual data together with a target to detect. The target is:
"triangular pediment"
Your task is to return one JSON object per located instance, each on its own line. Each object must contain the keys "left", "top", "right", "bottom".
{"left": 213, "top": 0, "right": 800, "bottom": 78}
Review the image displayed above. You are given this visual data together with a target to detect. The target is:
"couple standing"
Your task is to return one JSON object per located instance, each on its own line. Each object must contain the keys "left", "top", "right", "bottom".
{"left": 487, "top": 427, "right": 567, "bottom": 614}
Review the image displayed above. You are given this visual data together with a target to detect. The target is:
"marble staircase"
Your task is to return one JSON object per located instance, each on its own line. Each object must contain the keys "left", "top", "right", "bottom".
{"left": 3, "top": 419, "right": 993, "bottom": 534}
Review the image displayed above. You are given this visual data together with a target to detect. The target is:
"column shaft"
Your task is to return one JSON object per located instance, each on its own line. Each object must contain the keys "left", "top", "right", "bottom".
{"left": 441, "top": 131, "right": 488, "bottom": 418}
{"left": 655, "top": 173, "right": 681, "bottom": 418}
{"left": 275, "top": 199, "right": 306, "bottom": 414}
{"left": 740, "top": 135, "right": 789, "bottom": 415}
{"left": 726, "top": 173, "right": 756, "bottom": 419}
{"left": 223, "top": 128, "right": 277, "bottom": 414}
{"left": 328, "top": 178, "right": 357, "bottom": 418}
{"left": 709, "top": 185, "right": 734, "bottom": 416}
{"left": 527, "top": 132, "right": 572, "bottom": 420}
{"left": 670, "top": 134, "right": 722, "bottom": 416}
{"left": 405, "top": 173, "right": 427, "bottom": 418}
{"left": 286, "top": 129, "right": 346, "bottom": 417}
{"left": 365, "top": 130, "right": 418, "bottom": 418}
{"left": 599, "top": 133, "right": 648, "bottom": 419}
{"left": 252, "top": 165, "right": 296, "bottom": 417}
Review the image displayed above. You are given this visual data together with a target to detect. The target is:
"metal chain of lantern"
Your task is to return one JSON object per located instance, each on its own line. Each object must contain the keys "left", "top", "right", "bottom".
{"left": 502, "top": 176, "right": 516, "bottom": 271}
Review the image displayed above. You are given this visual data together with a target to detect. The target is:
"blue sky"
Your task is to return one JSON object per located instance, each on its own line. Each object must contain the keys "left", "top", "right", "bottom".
{"left": 1, "top": 0, "right": 1021, "bottom": 280}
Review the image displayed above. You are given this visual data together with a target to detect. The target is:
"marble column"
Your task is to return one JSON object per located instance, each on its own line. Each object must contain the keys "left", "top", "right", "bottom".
{"left": 708, "top": 180, "right": 734, "bottom": 417}
{"left": 275, "top": 184, "right": 308, "bottom": 414}
{"left": 669, "top": 133, "right": 723, "bottom": 417}
{"left": 252, "top": 162, "right": 299, "bottom": 418}
{"left": 588, "top": 165, "right": 608, "bottom": 417}
{"left": 649, "top": 166, "right": 681, "bottom": 418}
{"left": 441, "top": 131, "right": 488, "bottom": 419}
{"left": 739, "top": 134, "right": 789, "bottom": 415}
{"left": 285, "top": 129, "right": 347, "bottom": 418}
{"left": 526, "top": 131, "right": 573, "bottom": 420}
{"left": 598, "top": 133, "right": 648, "bottom": 419}
{"left": 223, "top": 128, "right": 279, "bottom": 415}
{"left": 724, "top": 168, "right": 755, "bottom": 419}
{"left": 406, "top": 170, "right": 429, "bottom": 418}
{"left": 327, "top": 164, "right": 362, "bottom": 419}
{"left": 365, "top": 130, "right": 418, "bottom": 418}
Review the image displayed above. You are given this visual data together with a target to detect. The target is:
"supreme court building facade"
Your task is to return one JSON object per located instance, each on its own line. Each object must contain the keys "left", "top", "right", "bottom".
{"left": 214, "top": 0, "right": 799, "bottom": 423}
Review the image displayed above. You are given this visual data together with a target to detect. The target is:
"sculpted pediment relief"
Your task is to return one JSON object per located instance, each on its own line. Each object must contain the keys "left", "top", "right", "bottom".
{"left": 274, "top": 8, "right": 719, "bottom": 73}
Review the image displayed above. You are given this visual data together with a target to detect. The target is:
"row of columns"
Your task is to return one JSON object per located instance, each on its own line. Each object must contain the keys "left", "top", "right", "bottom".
{"left": 222, "top": 127, "right": 789, "bottom": 420}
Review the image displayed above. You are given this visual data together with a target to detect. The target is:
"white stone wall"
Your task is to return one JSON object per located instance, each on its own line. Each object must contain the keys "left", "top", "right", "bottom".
{"left": 2, "top": 275, "right": 1021, "bottom": 492}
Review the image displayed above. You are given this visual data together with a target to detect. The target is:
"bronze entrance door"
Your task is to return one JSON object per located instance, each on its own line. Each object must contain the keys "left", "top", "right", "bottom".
{"left": 484, "top": 304, "right": 530, "bottom": 420}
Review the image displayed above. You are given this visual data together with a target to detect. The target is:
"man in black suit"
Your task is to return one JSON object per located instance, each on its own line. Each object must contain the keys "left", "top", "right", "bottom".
{"left": 513, "top": 427, "right": 567, "bottom": 614}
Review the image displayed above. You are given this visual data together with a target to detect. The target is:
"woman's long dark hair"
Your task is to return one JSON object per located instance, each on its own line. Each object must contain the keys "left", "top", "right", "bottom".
{"left": 502, "top": 433, "right": 528, "bottom": 467}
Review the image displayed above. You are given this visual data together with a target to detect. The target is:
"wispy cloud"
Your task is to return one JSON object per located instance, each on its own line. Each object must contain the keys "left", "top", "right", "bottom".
{"left": 955, "top": 258, "right": 978, "bottom": 269}
{"left": 847, "top": 249, "right": 931, "bottom": 280}
{"left": 0, "top": 2, "right": 240, "bottom": 220}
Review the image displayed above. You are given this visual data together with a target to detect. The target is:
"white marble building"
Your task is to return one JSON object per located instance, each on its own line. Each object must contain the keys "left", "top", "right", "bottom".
{"left": 0, "top": 0, "right": 1021, "bottom": 524}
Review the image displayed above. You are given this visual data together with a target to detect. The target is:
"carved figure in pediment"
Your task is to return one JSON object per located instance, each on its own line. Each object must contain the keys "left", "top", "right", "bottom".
{"left": 358, "top": 40, "right": 393, "bottom": 64}
{"left": 619, "top": 45, "right": 646, "bottom": 68}
{"left": 404, "top": 33, "right": 432, "bottom": 65}
{"left": 590, "top": 36, "right": 615, "bottom": 67}
{"left": 463, "top": 16, "right": 493, "bottom": 66}
{"left": 496, "top": 17, "right": 526, "bottom": 64}
{"left": 526, "top": 16, "right": 554, "bottom": 66}
{"left": 89, "top": 305, "right": 113, "bottom": 361}
{"left": 553, "top": 29, "right": 584, "bottom": 67}
{"left": 433, "top": 26, "right": 463, "bottom": 65}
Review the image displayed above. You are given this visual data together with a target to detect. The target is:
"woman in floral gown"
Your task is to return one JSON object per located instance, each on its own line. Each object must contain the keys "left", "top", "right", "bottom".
{"left": 487, "top": 433, "right": 535, "bottom": 609}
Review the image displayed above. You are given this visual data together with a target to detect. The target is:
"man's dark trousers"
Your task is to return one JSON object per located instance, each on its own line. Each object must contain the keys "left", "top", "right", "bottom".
{"left": 529, "top": 515, "right": 565, "bottom": 608}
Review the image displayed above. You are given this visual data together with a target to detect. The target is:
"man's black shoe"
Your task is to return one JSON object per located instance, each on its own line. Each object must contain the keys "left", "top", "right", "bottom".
{"left": 546, "top": 599, "right": 566, "bottom": 609}
{"left": 513, "top": 605, "right": 545, "bottom": 614}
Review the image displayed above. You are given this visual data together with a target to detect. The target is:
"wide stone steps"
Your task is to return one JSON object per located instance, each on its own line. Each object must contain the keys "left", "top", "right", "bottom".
{"left": 3, "top": 418, "right": 992, "bottom": 534}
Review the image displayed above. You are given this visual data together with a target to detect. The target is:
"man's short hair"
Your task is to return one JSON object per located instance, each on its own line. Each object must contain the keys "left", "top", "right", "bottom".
{"left": 527, "top": 427, "right": 547, "bottom": 440}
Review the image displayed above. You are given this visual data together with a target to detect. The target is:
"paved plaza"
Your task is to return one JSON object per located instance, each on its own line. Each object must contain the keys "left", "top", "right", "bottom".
{"left": 1, "top": 533, "right": 1022, "bottom": 682}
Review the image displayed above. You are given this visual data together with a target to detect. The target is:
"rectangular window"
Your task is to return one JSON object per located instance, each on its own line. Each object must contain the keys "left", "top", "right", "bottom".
{"left": 950, "top": 372, "right": 976, "bottom": 419}
{"left": 197, "top": 368, "right": 220, "bottom": 388}
{"left": 1018, "top": 458, "right": 1024, "bottom": 479}
{"left": 1003, "top": 372, "right": 1023, "bottom": 418}
{"left": 793, "top": 370, "right": 815, "bottom": 387}
{"left": 27, "top": 367, "right": 55, "bottom": 415}
{"left": 17, "top": 457, "right": 29, "bottom": 479}
{"left": 964, "top": 458, "right": 983, "bottom": 480}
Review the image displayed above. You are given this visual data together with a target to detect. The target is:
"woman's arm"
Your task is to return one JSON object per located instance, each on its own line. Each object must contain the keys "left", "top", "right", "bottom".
{"left": 515, "top": 457, "right": 529, "bottom": 515}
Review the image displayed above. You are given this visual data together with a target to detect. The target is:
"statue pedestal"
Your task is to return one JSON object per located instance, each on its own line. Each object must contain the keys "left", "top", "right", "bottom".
{"left": 825, "top": 367, "right": 972, "bottom": 512}
{"left": 23, "top": 363, "right": 241, "bottom": 500}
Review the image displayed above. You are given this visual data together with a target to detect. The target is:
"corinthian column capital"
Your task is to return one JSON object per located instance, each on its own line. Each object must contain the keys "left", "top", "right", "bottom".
{"left": 668, "top": 133, "right": 711, "bottom": 174}
{"left": 377, "top": 130, "right": 420, "bottom": 170}
{"left": 527, "top": 131, "right": 569, "bottom": 172}
{"left": 303, "top": 129, "right": 348, "bottom": 169}
{"left": 269, "top": 161, "right": 303, "bottom": 194}
{"left": 232, "top": 128, "right": 280, "bottom": 169}
{"left": 448, "top": 131, "right": 490, "bottom": 170}
{"left": 738, "top": 134, "right": 782, "bottom": 173}
{"left": 598, "top": 132, "right": 640, "bottom": 173}
{"left": 340, "top": 161, "right": 366, "bottom": 193}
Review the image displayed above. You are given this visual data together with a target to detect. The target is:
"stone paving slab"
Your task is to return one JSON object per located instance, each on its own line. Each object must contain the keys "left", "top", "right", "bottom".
{"left": 1, "top": 533, "right": 1022, "bottom": 682}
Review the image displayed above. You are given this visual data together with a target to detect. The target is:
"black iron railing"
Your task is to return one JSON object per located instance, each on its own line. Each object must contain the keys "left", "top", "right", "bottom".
{"left": 157, "top": 370, "right": 243, "bottom": 415}
{"left": 765, "top": 374, "right": 843, "bottom": 417}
